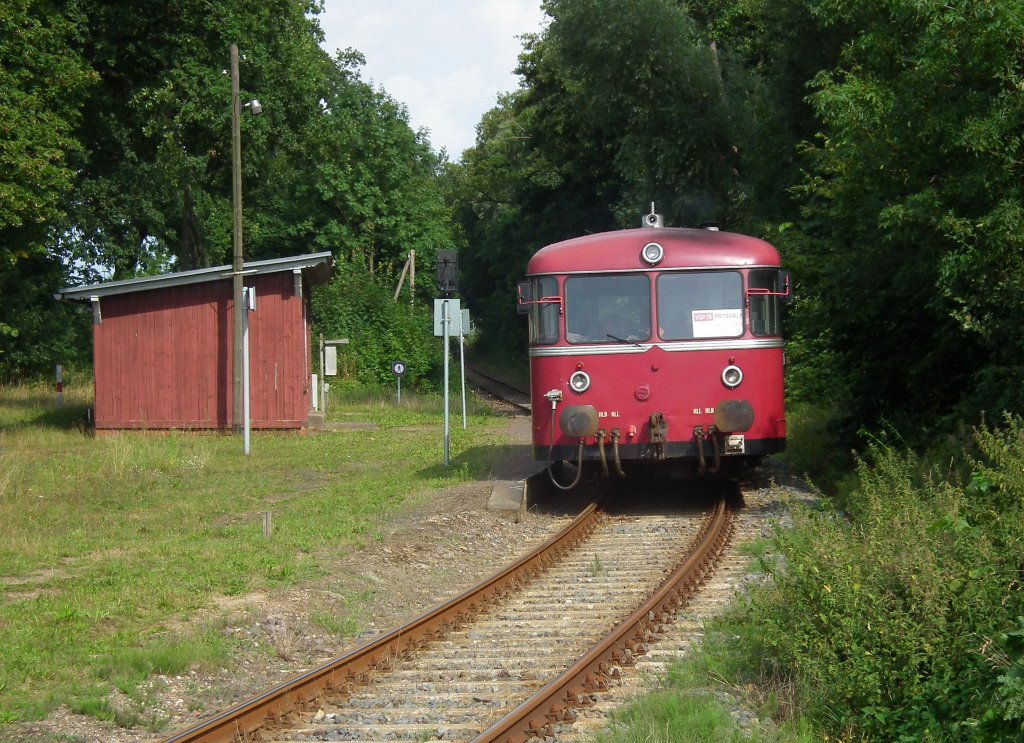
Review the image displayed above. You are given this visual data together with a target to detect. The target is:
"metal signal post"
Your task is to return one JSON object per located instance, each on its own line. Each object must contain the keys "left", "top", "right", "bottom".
{"left": 434, "top": 250, "right": 462, "bottom": 467}
{"left": 442, "top": 300, "right": 451, "bottom": 466}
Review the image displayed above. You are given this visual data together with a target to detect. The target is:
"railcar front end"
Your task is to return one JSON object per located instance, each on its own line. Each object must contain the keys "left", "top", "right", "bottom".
{"left": 518, "top": 212, "right": 789, "bottom": 489}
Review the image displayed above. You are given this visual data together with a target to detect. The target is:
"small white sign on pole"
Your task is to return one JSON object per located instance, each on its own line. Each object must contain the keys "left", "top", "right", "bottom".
{"left": 391, "top": 360, "right": 407, "bottom": 405}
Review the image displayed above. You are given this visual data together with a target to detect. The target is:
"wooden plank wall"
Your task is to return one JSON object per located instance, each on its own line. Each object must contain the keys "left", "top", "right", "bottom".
{"left": 92, "top": 274, "right": 310, "bottom": 430}
{"left": 249, "top": 272, "right": 309, "bottom": 427}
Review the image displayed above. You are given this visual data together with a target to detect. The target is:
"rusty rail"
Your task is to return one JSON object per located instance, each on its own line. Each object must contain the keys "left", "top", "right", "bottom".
{"left": 159, "top": 501, "right": 602, "bottom": 743}
{"left": 464, "top": 363, "right": 532, "bottom": 413}
{"left": 471, "top": 496, "right": 733, "bottom": 742}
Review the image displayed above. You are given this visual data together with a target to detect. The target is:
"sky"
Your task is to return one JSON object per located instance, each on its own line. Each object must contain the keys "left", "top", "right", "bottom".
{"left": 317, "top": 1, "right": 547, "bottom": 159}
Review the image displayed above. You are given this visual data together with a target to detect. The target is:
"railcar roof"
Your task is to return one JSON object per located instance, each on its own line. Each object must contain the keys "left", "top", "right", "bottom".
{"left": 526, "top": 227, "right": 780, "bottom": 275}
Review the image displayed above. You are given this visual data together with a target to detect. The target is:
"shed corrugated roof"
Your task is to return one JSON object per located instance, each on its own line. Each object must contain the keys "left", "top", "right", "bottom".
{"left": 54, "top": 251, "right": 332, "bottom": 302}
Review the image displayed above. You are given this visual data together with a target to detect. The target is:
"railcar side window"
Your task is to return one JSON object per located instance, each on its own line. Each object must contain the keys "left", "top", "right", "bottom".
{"left": 748, "top": 269, "right": 783, "bottom": 337}
{"left": 564, "top": 275, "right": 651, "bottom": 344}
{"left": 529, "top": 277, "right": 560, "bottom": 344}
{"left": 657, "top": 272, "right": 743, "bottom": 340}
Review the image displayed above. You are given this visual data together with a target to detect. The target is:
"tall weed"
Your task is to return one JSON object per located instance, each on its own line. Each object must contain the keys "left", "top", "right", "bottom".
{"left": 965, "top": 416, "right": 1024, "bottom": 739}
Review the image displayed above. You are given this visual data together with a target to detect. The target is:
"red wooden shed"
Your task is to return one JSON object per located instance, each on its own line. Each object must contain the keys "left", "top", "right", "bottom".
{"left": 55, "top": 252, "right": 332, "bottom": 431}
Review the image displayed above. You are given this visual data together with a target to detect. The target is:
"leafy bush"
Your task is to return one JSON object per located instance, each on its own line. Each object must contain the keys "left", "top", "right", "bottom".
{"left": 735, "top": 420, "right": 1024, "bottom": 741}
{"left": 780, "top": 402, "right": 853, "bottom": 494}
{"left": 311, "top": 262, "right": 442, "bottom": 390}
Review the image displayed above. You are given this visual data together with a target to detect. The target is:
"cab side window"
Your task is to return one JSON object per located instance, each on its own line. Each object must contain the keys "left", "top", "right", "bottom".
{"left": 529, "top": 277, "right": 560, "bottom": 344}
{"left": 748, "top": 269, "right": 783, "bottom": 337}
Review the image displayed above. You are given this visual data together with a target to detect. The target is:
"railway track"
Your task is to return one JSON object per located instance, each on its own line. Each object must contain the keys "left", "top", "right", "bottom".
{"left": 463, "top": 364, "right": 531, "bottom": 414}
{"left": 159, "top": 489, "right": 735, "bottom": 743}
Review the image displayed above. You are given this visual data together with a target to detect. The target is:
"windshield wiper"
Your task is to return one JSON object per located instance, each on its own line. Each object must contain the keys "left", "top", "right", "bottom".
{"left": 606, "top": 333, "right": 643, "bottom": 348}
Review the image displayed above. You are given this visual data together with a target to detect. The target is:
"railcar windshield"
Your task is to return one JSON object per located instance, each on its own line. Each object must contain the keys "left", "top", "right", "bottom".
{"left": 565, "top": 274, "right": 651, "bottom": 344}
{"left": 657, "top": 271, "right": 743, "bottom": 340}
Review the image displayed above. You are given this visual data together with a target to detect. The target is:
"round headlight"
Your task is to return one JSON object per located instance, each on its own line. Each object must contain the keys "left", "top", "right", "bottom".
{"left": 569, "top": 370, "right": 591, "bottom": 394}
{"left": 722, "top": 365, "right": 743, "bottom": 389}
{"left": 640, "top": 242, "right": 664, "bottom": 266}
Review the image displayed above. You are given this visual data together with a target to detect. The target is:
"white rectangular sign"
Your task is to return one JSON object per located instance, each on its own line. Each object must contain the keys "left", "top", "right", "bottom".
{"left": 433, "top": 298, "right": 462, "bottom": 336}
{"left": 692, "top": 308, "right": 742, "bottom": 338}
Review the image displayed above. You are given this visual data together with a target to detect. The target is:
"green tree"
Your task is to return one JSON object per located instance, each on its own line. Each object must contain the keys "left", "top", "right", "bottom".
{"left": 0, "top": 0, "right": 93, "bottom": 354}
{"left": 0, "top": 254, "right": 91, "bottom": 379}
{"left": 787, "top": 0, "right": 1024, "bottom": 429}
{"left": 447, "top": 92, "right": 547, "bottom": 354}
{"left": 453, "top": 0, "right": 754, "bottom": 354}
{"left": 257, "top": 50, "right": 455, "bottom": 279}
{"left": 0, "top": 0, "right": 92, "bottom": 265}
{"left": 695, "top": 0, "right": 856, "bottom": 229}
{"left": 58, "top": 0, "right": 333, "bottom": 279}
{"left": 0, "top": 0, "right": 460, "bottom": 380}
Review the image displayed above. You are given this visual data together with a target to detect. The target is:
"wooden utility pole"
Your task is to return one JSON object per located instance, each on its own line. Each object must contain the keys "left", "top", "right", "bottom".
{"left": 231, "top": 44, "right": 244, "bottom": 431}
{"left": 393, "top": 250, "right": 416, "bottom": 304}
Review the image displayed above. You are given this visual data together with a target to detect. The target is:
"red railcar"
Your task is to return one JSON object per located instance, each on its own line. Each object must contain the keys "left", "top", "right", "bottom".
{"left": 517, "top": 210, "right": 789, "bottom": 488}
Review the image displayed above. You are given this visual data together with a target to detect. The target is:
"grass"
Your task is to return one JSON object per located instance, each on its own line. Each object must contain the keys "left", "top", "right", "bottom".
{"left": 0, "top": 379, "right": 519, "bottom": 727}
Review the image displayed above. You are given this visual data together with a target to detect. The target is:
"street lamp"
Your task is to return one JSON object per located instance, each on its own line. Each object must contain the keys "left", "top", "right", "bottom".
{"left": 230, "top": 44, "right": 262, "bottom": 435}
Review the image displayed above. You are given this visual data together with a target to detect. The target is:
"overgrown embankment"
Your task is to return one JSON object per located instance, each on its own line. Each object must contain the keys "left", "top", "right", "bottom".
{"left": 602, "top": 416, "right": 1024, "bottom": 743}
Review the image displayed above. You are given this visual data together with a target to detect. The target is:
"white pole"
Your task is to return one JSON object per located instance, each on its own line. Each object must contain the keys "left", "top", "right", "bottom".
{"left": 243, "top": 287, "right": 252, "bottom": 456}
{"left": 459, "top": 327, "right": 467, "bottom": 430}
{"left": 319, "top": 334, "right": 325, "bottom": 414}
{"left": 442, "top": 300, "right": 450, "bottom": 467}
{"left": 55, "top": 364, "right": 63, "bottom": 409}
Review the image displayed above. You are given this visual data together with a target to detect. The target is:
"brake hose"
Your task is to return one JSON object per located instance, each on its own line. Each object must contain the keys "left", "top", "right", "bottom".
{"left": 596, "top": 429, "right": 609, "bottom": 478}
{"left": 547, "top": 404, "right": 584, "bottom": 491}
{"left": 696, "top": 427, "right": 707, "bottom": 476}
{"left": 610, "top": 428, "right": 626, "bottom": 478}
